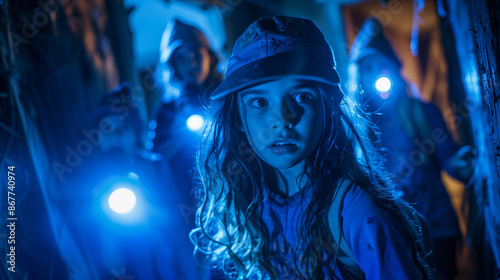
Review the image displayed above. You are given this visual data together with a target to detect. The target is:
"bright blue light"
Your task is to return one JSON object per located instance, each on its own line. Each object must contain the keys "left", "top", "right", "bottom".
{"left": 375, "top": 76, "right": 392, "bottom": 92}
{"left": 148, "top": 120, "right": 157, "bottom": 130}
{"left": 108, "top": 188, "right": 136, "bottom": 214}
{"left": 147, "top": 130, "right": 156, "bottom": 140}
{"left": 187, "top": 114, "right": 204, "bottom": 131}
{"left": 128, "top": 172, "right": 139, "bottom": 180}
{"left": 145, "top": 140, "right": 153, "bottom": 150}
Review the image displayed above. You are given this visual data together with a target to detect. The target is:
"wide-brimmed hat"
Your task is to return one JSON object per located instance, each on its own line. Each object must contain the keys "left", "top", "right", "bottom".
{"left": 159, "top": 19, "right": 211, "bottom": 65}
{"left": 348, "top": 17, "right": 401, "bottom": 68}
{"left": 211, "top": 15, "right": 340, "bottom": 99}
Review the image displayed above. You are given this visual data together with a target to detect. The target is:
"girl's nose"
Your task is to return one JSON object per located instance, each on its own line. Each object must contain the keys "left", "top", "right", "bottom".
{"left": 189, "top": 53, "right": 199, "bottom": 68}
{"left": 271, "top": 116, "right": 292, "bottom": 130}
{"left": 271, "top": 100, "right": 300, "bottom": 130}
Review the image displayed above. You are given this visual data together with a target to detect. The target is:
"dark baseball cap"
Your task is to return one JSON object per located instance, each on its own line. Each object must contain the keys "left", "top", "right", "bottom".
{"left": 211, "top": 15, "right": 340, "bottom": 100}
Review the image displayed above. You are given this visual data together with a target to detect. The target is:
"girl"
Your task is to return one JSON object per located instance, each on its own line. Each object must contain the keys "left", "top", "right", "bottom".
{"left": 190, "top": 15, "right": 436, "bottom": 279}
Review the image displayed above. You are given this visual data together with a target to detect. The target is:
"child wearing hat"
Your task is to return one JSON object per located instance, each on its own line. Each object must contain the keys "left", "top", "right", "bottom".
{"left": 349, "top": 18, "right": 475, "bottom": 280}
{"left": 151, "top": 21, "right": 224, "bottom": 279}
{"left": 64, "top": 84, "right": 188, "bottom": 279}
{"left": 191, "top": 16, "right": 436, "bottom": 279}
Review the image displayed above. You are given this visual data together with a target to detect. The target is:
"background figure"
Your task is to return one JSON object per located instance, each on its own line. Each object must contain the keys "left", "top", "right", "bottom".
{"left": 152, "top": 18, "right": 223, "bottom": 181}
{"left": 349, "top": 18, "right": 475, "bottom": 280}
{"left": 65, "top": 83, "right": 189, "bottom": 279}
{"left": 150, "top": 19, "right": 223, "bottom": 279}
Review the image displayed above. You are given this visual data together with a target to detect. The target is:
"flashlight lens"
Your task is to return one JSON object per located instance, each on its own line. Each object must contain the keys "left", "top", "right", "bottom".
{"left": 375, "top": 77, "right": 392, "bottom": 92}
{"left": 187, "top": 114, "right": 204, "bottom": 131}
{"left": 108, "top": 188, "right": 136, "bottom": 214}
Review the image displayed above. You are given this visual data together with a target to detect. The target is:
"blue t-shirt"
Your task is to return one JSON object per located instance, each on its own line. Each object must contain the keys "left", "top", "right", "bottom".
{"left": 260, "top": 183, "right": 423, "bottom": 279}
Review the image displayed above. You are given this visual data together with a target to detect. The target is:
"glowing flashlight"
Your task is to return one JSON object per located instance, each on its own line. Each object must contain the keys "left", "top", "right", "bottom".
{"left": 375, "top": 76, "right": 392, "bottom": 93}
{"left": 186, "top": 114, "right": 204, "bottom": 132}
{"left": 108, "top": 188, "right": 136, "bottom": 214}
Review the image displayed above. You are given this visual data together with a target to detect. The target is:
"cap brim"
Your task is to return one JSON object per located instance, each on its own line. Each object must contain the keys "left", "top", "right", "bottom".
{"left": 211, "top": 56, "right": 340, "bottom": 100}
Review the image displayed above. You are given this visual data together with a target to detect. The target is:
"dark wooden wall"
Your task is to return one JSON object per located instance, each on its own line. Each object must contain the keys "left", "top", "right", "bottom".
{"left": 446, "top": 0, "right": 500, "bottom": 277}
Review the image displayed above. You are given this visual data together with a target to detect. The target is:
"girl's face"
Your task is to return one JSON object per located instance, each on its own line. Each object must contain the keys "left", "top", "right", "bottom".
{"left": 238, "top": 77, "right": 325, "bottom": 170}
{"left": 171, "top": 46, "right": 211, "bottom": 86}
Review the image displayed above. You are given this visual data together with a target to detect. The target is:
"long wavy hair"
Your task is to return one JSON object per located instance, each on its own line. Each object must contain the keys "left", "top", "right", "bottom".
{"left": 190, "top": 83, "right": 435, "bottom": 279}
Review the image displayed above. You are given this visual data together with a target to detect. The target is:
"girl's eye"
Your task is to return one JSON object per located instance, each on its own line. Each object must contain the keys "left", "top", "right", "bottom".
{"left": 293, "top": 92, "right": 313, "bottom": 103}
{"left": 249, "top": 98, "right": 268, "bottom": 108}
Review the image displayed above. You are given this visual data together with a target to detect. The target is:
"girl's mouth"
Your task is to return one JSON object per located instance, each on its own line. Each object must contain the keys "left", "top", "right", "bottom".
{"left": 269, "top": 141, "right": 298, "bottom": 154}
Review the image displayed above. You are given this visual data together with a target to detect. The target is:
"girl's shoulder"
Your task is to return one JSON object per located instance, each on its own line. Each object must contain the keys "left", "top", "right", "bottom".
{"left": 327, "top": 180, "right": 407, "bottom": 257}
{"left": 340, "top": 182, "right": 400, "bottom": 227}
{"left": 342, "top": 183, "right": 377, "bottom": 214}
{"left": 330, "top": 181, "right": 424, "bottom": 279}
{"left": 328, "top": 180, "right": 381, "bottom": 221}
